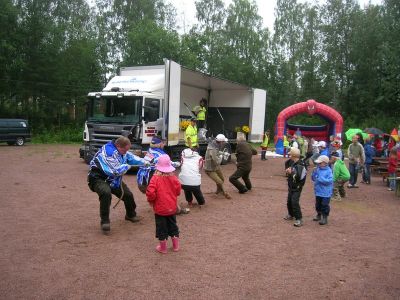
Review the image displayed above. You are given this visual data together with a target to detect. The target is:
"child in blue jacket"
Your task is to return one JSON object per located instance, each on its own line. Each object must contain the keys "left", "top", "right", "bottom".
{"left": 311, "top": 155, "right": 333, "bottom": 225}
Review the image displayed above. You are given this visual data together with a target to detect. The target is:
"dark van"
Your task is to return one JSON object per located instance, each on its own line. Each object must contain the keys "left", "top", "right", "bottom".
{"left": 0, "top": 119, "right": 31, "bottom": 146}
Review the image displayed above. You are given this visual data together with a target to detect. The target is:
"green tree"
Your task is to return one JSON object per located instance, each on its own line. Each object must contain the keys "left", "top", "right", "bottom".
{"left": 123, "top": 19, "right": 181, "bottom": 66}
{"left": 320, "top": 0, "right": 359, "bottom": 115}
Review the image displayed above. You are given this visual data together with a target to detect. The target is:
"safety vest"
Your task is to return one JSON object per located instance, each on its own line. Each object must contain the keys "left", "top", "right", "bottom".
{"left": 283, "top": 136, "right": 289, "bottom": 147}
{"left": 197, "top": 106, "right": 206, "bottom": 121}
{"left": 185, "top": 125, "right": 198, "bottom": 147}
{"left": 260, "top": 134, "right": 269, "bottom": 147}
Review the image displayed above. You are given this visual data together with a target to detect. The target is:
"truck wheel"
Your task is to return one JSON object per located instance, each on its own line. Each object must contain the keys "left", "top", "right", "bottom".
{"left": 15, "top": 137, "right": 25, "bottom": 146}
{"left": 220, "top": 143, "right": 232, "bottom": 165}
{"left": 84, "top": 151, "right": 93, "bottom": 164}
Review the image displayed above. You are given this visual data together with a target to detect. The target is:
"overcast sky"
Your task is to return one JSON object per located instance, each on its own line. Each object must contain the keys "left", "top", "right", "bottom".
{"left": 170, "top": 0, "right": 383, "bottom": 34}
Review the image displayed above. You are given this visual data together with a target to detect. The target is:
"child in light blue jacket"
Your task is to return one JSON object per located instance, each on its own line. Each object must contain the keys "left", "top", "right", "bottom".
{"left": 311, "top": 155, "right": 333, "bottom": 225}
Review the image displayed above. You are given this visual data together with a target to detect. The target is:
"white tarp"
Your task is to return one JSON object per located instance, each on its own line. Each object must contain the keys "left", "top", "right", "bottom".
{"left": 103, "top": 74, "right": 165, "bottom": 94}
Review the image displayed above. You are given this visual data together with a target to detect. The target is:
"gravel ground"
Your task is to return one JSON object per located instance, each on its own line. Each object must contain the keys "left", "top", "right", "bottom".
{"left": 0, "top": 144, "right": 399, "bottom": 299}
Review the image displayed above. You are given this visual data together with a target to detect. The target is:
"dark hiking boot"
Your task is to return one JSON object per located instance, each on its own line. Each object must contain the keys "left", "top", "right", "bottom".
{"left": 283, "top": 214, "right": 294, "bottom": 220}
{"left": 215, "top": 186, "right": 223, "bottom": 195}
{"left": 239, "top": 188, "right": 248, "bottom": 194}
{"left": 319, "top": 215, "right": 328, "bottom": 225}
{"left": 176, "top": 207, "right": 190, "bottom": 215}
{"left": 125, "top": 215, "right": 142, "bottom": 223}
{"left": 293, "top": 219, "right": 303, "bottom": 227}
{"left": 313, "top": 213, "right": 321, "bottom": 221}
{"left": 101, "top": 221, "right": 110, "bottom": 232}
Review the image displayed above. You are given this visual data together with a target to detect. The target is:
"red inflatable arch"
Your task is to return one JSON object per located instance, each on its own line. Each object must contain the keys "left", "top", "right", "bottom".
{"left": 274, "top": 99, "right": 343, "bottom": 155}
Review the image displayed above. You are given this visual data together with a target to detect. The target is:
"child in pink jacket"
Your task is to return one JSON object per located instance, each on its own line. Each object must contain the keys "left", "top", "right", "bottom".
{"left": 146, "top": 154, "right": 181, "bottom": 254}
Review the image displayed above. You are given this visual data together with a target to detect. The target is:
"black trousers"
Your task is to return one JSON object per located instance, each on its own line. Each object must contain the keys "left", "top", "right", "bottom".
{"left": 88, "top": 176, "right": 136, "bottom": 223}
{"left": 229, "top": 167, "right": 252, "bottom": 193}
{"left": 155, "top": 214, "right": 179, "bottom": 240}
{"left": 181, "top": 184, "right": 205, "bottom": 205}
{"left": 287, "top": 189, "right": 303, "bottom": 220}
{"left": 197, "top": 120, "right": 205, "bottom": 129}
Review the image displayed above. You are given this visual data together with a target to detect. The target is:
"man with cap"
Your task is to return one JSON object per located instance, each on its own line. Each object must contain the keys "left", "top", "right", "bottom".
{"left": 311, "top": 155, "right": 333, "bottom": 225}
{"left": 88, "top": 136, "right": 147, "bottom": 232}
{"left": 229, "top": 132, "right": 257, "bottom": 194}
{"left": 185, "top": 117, "right": 198, "bottom": 151}
{"left": 284, "top": 147, "right": 307, "bottom": 227}
{"left": 204, "top": 134, "right": 231, "bottom": 199}
{"left": 330, "top": 151, "right": 350, "bottom": 201}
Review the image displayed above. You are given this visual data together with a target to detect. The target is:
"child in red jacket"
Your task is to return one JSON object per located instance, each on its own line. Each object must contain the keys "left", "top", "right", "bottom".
{"left": 146, "top": 154, "right": 182, "bottom": 254}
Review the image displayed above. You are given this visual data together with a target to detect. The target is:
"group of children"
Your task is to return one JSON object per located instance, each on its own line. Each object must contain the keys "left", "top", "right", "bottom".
{"left": 284, "top": 147, "right": 336, "bottom": 227}
{"left": 284, "top": 132, "right": 399, "bottom": 228}
{"left": 141, "top": 131, "right": 399, "bottom": 253}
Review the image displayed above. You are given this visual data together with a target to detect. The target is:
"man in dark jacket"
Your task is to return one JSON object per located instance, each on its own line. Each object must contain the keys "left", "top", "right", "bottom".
{"left": 229, "top": 133, "right": 257, "bottom": 194}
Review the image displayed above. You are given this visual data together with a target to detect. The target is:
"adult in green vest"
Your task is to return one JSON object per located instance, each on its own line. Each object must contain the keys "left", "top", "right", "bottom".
{"left": 283, "top": 135, "right": 290, "bottom": 158}
{"left": 185, "top": 118, "right": 198, "bottom": 150}
{"left": 260, "top": 129, "right": 270, "bottom": 160}
{"left": 193, "top": 98, "right": 207, "bottom": 129}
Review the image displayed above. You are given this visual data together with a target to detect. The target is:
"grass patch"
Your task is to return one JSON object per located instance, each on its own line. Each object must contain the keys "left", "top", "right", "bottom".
{"left": 32, "top": 127, "right": 82, "bottom": 144}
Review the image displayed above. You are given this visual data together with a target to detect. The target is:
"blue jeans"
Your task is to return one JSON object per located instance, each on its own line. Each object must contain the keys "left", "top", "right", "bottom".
{"left": 349, "top": 163, "right": 359, "bottom": 185}
{"left": 362, "top": 164, "right": 371, "bottom": 183}
{"left": 389, "top": 172, "right": 396, "bottom": 190}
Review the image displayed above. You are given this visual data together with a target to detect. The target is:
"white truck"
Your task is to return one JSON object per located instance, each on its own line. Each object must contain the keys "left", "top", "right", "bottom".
{"left": 80, "top": 59, "right": 266, "bottom": 163}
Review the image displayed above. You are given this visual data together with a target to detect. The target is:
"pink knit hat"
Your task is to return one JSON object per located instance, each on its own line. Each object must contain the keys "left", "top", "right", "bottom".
{"left": 155, "top": 154, "right": 175, "bottom": 173}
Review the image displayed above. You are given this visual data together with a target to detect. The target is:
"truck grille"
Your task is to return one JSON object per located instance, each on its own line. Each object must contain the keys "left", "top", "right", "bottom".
{"left": 88, "top": 124, "right": 132, "bottom": 154}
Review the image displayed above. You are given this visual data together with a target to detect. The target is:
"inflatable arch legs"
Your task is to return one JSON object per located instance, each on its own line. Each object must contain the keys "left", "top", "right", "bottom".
{"left": 275, "top": 99, "right": 343, "bottom": 155}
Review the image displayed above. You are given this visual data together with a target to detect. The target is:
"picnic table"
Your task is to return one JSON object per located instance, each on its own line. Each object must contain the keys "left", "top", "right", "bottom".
{"left": 370, "top": 157, "right": 400, "bottom": 183}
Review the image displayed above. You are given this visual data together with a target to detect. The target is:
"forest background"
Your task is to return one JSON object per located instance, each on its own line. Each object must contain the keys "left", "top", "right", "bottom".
{"left": 0, "top": 0, "right": 399, "bottom": 142}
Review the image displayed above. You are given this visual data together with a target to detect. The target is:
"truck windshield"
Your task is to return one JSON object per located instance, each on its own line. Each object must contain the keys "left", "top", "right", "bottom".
{"left": 88, "top": 96, "right": 142, "bottom": 123}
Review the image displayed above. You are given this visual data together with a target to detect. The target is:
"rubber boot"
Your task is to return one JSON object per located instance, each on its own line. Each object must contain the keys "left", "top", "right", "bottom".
{"left": 172, "top": 236, "right": 180, "bottom": 252}
{"left": 313, "top": 213, "right": 321, "bottom": 221}
{"left": 319, "top": 215, "right": 328, "bottom": 225}
{"left": 156, "top": 240, "right": 167, "bottom": 254}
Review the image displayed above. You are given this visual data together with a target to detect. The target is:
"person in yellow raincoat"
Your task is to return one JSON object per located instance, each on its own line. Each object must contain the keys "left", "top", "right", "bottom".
{"left": 260, "top": 129, "right": 270, "bottom": 160}
{"left": 283, "top": 135, "right": 290, "bottom": 158}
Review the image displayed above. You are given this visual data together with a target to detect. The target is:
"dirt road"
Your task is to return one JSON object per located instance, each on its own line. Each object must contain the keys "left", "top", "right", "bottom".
{"left": 0, "top": 144, "right": 399, "bottom": 299}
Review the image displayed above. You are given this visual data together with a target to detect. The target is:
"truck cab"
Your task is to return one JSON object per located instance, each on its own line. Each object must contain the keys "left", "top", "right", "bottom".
{"left": 82, "top": 91, "right": 164, "bottom": 163}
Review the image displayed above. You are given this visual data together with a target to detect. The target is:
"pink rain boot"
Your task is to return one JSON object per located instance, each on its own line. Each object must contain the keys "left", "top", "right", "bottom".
{"left": 171, "top": 236, "right": 180, "bottom": 252}
{"left": 156, "top": 240, "right": 167, "bottom": 254}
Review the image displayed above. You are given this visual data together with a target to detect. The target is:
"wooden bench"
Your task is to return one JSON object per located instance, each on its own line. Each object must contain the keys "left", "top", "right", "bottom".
{"left": 378, "top": 168, "right": 400, "bottom": 183}
{"left": 371, "top": 157, "right": 400, "bottom": 183}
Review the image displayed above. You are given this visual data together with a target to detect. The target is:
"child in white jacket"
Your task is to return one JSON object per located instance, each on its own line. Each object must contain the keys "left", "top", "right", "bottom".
{"left": 179, "top": 148, "right": 205, "bottom": 206}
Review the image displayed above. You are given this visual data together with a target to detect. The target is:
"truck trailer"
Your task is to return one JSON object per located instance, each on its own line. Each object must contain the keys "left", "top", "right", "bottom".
{"left": 80, "top": 59, "right": 266, "bottom": 163}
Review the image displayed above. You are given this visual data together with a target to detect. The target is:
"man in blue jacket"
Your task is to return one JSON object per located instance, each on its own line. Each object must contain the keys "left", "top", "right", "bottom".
{"left": 88, "top": 136, "right": 146, "bottom": 232}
